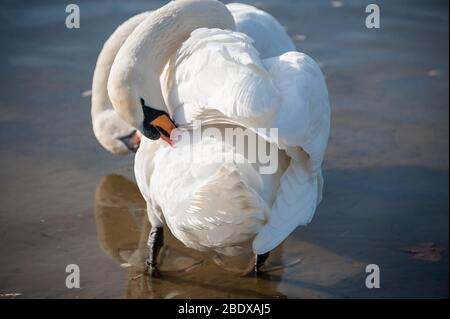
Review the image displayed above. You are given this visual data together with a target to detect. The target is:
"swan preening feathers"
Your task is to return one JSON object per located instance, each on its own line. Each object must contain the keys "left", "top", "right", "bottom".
{"left": 91, "top": 3, "right": 295, "bottom": 155}
{"left": 91, "top": 0, "right": 330, "bottom": 274}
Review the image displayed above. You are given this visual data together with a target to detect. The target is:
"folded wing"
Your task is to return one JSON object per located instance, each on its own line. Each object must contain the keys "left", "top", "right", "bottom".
{"left": 164, "top": 29, "right": 330, "bottom": 254}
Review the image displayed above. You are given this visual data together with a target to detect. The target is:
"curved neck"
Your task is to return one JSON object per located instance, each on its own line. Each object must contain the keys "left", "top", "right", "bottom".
{"left": 108, "top": 0, "right": 236, "bottom": 130}
{"left": 92, "top": 12, "right": 149, "bottom": 118}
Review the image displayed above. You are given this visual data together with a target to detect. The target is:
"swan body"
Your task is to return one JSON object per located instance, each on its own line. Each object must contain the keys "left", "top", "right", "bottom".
{"left": 145, "top": 26, "right": 329, "bottom": 255}
{"left": 102, "top": 0, "right": 329, "bottom": 264}
{"left": 135, "top": 126, "right": 290, "bottom": 256}
{"left": 91, "top": 2, "right": 294, "bottom": 154}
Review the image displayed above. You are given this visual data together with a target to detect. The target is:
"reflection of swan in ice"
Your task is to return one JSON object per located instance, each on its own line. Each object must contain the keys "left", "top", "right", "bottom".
{"left": 94, "top": 174, "right": 288, "bottom": 298}
{"left": 94, "top": 175, "right": 203, "bottom": 273}
{"left": 94, "top": 175, "right": 144, "bottom": 265}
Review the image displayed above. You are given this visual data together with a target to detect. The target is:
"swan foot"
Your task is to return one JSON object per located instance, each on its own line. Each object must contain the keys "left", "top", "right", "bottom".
{"left": 213, "top": 252, "right": 303, "bottom": 276}
{"left": 213, "top": 252, "right": 271, "bottom": 277}
{"left": 260, "top": 256, "right": 303, "bottom": 273}
{"left": 145, "top": 227, "right": 164, "bottom": 276}
{"left": 145, "top": 238, "right": 203, "bottom": 277}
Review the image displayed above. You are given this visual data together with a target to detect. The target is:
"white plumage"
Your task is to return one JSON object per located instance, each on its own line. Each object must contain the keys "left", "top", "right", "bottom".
{"left": 91, "top": 3, "right": 294, "bottom": 155}
{"left": 97, "top": 0, "right": 330, "bottom": 258}
{"left": 227, "top": 3, "right": 296, "bottom": 58}
{"left": 158, "top": 27, "right": 330, "bottom": 254}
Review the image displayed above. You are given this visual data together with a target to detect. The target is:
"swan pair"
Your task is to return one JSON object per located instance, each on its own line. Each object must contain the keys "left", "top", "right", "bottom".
{"left": 91, "top": 0, "right": 330, "bottom": 274}
{"left": 91, "top": 3, "right": 294, "bottom": 155}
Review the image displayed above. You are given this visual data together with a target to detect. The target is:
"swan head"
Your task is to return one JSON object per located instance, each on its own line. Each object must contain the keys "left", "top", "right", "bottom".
{"left": 93, "top": 109, "right": 141, "bottom": 155}
{"left": 107, "top": 66, "right": 178, "bottom": 146}
{"left": 140, "top": 98, "right": 177, "bottom": 146}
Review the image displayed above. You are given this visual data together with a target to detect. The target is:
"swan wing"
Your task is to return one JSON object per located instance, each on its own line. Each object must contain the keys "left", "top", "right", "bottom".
{"left": 252, "top": 52, "right": 330, "bottom": 253}
{"left": 165, "top": 28, "right": 281, "bottom": 124}
{"left": 169, "top": 35, "right": 330, "bottom": 173}
{"left": 263, "top": 52, "right": 331, "bottom": 174}
{"left": 227, "top": 3, "right": 296, "bottom": 58}
{"left": 253, "top": 156, "right": 324, "bottom": 254}
{"left": 165, "top": 30, "right": 330, "bottom": 254}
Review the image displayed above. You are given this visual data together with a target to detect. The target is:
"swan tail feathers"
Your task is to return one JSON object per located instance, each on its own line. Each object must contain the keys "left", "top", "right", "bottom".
{"left": 253, "top": 161, "right": 322, "bottom": 254}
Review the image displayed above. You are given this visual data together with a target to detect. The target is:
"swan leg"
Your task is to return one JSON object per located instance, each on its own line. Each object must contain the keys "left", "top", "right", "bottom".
{"left": 254, "top": 252, "right": 270, "bottom": 273}
{"left": 239, "top": 252, "right": 271, "bottom": 277}
{"left": 145, "top": 226, "right": 164, "bottom": 276}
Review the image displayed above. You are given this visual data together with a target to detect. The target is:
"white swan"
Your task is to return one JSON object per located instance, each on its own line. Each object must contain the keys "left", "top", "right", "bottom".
{"left": 91, "top": 3, "right": 294, "bottom": 155}
{"left": 91, "top": 12, "right": 148, "bottom": 154}
{"left": 107, "top": 0, "right": 330, "bottom": 274}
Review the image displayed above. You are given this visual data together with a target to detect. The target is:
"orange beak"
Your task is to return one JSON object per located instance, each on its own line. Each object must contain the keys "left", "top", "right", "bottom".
{"left": 131, "top": 131, "right": 141, "bottom": 147}
{"left": 150, "top": 114, "right": 177, "bottom": 146}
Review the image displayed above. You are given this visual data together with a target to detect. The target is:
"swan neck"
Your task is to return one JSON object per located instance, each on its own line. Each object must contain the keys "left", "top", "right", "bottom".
{"left": 109, "top": 0, "right": 236, "bottom": 129}
{"left": 140, "top": 0, "right": 235, "bottom": 107}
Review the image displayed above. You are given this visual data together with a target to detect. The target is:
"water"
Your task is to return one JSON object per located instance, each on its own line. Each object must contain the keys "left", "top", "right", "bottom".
{"left": 0, "top": 0, "right": 448, "bottom": 298}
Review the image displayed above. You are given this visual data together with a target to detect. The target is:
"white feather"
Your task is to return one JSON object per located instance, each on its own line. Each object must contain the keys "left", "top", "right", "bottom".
{"left": 227, "top": 3, "right": 296, "bottom": 58}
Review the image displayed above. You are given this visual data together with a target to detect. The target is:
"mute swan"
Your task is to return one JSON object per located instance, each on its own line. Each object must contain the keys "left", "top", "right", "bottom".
{"left": 91, "top": 3, "right": 294, "bottom": 155}
{"left": 107, "top": 0, "right": 330, "bottom": 274}
{"left": 91, "top": 12, "right": 148, "bottom": 154}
